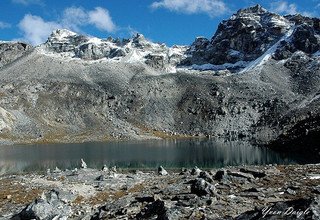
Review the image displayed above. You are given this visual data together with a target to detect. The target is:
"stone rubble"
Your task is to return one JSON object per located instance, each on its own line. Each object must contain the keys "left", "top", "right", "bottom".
{"left": 0, "top": 164, "right": 319, "bottom": 219}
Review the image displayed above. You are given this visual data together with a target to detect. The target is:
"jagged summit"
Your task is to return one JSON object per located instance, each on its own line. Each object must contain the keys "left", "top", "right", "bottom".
{"left": 236, "top": 4, "right": 267, "bottom": 15}
{"left": 132, "top": 33, "right": 146, "bottom": 41}
{"left": 46, "top": 29, "right": 150, "bottom": 47}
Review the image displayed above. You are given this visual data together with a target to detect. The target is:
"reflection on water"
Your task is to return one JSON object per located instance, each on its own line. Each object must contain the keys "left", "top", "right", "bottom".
{"left": 0, "top": 139, "right": 303, "bottom": 174}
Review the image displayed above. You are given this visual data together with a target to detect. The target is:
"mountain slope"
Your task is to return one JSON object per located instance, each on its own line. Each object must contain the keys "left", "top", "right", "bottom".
{"left": 0, "top": 4, "right": 319, "bottom": 156}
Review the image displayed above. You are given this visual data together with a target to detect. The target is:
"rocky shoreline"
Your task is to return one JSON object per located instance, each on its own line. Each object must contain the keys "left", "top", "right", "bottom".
{"left": 0, "top": 163, "right": 319, "bottom": 219}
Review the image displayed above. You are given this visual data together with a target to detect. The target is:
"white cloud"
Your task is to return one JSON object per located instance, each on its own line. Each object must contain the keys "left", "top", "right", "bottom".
{"left": 18, "top": 14, "right": 61, "bottom": 45}
{"left": 0, "top": 21, "right": 11, "bottom": 29}
{"left": 61, "top": 7, "right": 116, "bottom": 32}
{"left": 270, "top": 1, "right": 316, "bottom": 17}
{"left": 270, "top": 1, "right": 298, "bottom": 15}
{"left": 88, "top": 7, "right": 116, "bottom": 32}
{"left": 12, "top": 0, "right": 43, "bottom": 6}
{"left": 62, "top": 7, "right": 88, "bottom": 32}
{"left": 18, "top": 6, "right": 116, "bottom": 45}
{"left": 127, "top": 26, "right": 139, "bottom": 37}
{"left": 150, "top": 0, "right": 228, "bottom": 17}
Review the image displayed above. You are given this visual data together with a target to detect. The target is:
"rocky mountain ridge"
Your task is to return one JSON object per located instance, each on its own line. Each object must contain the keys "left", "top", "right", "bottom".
{"left": 40, "top": 29, "right": 187, "bottom": 73}
{"left": 184, "top": 5, "right": 320, "bottom": 72}
{"left": 0, "top": 5, "right": 319, "bottom": 156}
{"left": 185, "top": 5, "right": 292, "bottom": 65}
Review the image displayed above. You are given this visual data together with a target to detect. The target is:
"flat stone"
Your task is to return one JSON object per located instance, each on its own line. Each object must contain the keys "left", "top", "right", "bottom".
{"left": 227, "top": 171, "right": 254, "bottom": 180}
{"left": 239, "top": 168, "right": 266, "bottom": 178}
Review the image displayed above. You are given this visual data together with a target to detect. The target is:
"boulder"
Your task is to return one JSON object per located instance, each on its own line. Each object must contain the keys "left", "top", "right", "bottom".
{"left": 239, "top": 168, "right": 266, "bottom": 178}
{"left": 227, "top": 171, "right": 254, "bottom": 180}
{"left": 80, "top": 158, "right": 87, "bottom": 169}
{"left": 136, "top": 200, "right": 168, "bottom": 220}
{"left": 190, "top": 178, "right": 215, "bottom": 196}
{"left": 199, "top": 171, "right": 214, "bottom": 183}
{"left": 214, "top": 170, "right": 227, "bottom": 181}
{"left": 12, "top": 189, "right": 71, "bottom": 220}
{"left": 158, "top": 166, "right": 168, "bottom": 176}
{"left": 191, "top": 166, "right": 202, "bottom": 176}
{"left": 96, "top": 175, "right": 104, "bottom": 181}
{"left": 101, "top": 165, "right": 109, "bottom": 172}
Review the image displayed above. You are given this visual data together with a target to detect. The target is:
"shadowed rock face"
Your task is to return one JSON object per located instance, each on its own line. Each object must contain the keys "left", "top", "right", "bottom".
{"left": 183, "top": 5, "right": 292, "bottom": 65}
{"left": 0, "top": 5, "right": 319, "bottom": 156}
{"left": 268, "top": 115, "right": 320, "bottom": 157}
{"left": 184, "top": 5, "right": 320, "bottom": 67}
{"left": 274, "top": 16, "right": 320, "bottom": 60}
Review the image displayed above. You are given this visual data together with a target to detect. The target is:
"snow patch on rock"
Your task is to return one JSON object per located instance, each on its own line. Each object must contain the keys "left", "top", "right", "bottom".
{"left": 240, "top": 26, "right": 295, "bottom": 73}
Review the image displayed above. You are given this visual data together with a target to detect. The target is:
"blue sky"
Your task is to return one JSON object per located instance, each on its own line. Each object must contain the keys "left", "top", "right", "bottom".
{"left": 0, "top": 0, "right": 320, "bottom": 46}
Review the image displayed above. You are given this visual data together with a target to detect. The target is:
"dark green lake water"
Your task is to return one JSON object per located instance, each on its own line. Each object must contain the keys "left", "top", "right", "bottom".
{"left": 0, "top": 139, "right": 309, "bottom": 174}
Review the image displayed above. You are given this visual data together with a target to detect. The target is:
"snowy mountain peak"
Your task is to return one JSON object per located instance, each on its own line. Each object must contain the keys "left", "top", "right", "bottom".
{"left": 237, "top": 4, "right": 267, "bottom": 15}
{"left": 39, "top": 29, "right": 187, "bottom": 72}
{"left": 49, "top": 29, "right": 78, "bottom": 41}
{"left": 231, "top": 4, "right": 291, "bottom": 29}
{"left": 183, "top": 4, "right": 294, "bottom": 68}
{"left": 131, "top": 33, "right": 151, "bottom": 47}
{"left": 33, "top": 5, "right": 319, "bottom": 74}
{"left": 132, "top": 33, "right": 146, "bottom": 41}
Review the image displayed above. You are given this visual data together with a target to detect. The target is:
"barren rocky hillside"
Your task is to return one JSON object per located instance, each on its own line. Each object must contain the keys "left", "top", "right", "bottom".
{"left": 0, "top": 5, "right": 319, "bottom": 155}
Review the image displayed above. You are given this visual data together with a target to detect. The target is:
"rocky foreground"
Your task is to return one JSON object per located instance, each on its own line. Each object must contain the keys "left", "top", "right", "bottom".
{"left": 0, "top": 163, "right": 319, "bottom": 219}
